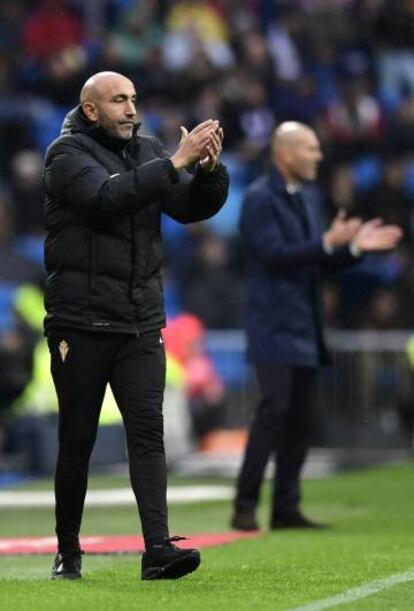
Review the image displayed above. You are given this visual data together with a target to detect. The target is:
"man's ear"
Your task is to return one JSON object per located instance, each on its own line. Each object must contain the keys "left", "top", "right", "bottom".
{"left": 82, "top": 101, "right": 97, "bottom": 122}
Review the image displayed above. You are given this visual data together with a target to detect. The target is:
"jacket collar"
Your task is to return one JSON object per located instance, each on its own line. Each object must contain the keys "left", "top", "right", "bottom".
{"left": 268, "top": 164, "right": 300, "bottom": 196}
{"left": 268, "top": 164, "right": 317, "bottom": 233}
{"left": 60, "top": 105, "right": 142, "bottom": 154}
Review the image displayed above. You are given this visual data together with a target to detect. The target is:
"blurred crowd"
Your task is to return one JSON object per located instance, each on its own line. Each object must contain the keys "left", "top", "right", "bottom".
{"left": 2, "top": 0, "right": 414, "bottom": 430}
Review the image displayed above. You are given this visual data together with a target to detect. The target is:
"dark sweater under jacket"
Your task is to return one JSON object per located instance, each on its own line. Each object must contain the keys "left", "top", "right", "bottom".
{"left": 43, "top": 106, "right": 229, "bottom": 335}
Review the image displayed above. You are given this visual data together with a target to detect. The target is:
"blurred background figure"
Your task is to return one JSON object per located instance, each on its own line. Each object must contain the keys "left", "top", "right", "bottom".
{"left": 163, "top": 313, "right": 226, "bottom": 447}
{"left": 231, "top": 122, "right": 401, "bottom": 532}
{"left": 180, "top": 230, "right": 244, "bottom": 330}
{"left": 0, "top": 197, "right": 42, "bottom": 434}
{"left": 10, "top": 150, "right": 44, "bottom": 238}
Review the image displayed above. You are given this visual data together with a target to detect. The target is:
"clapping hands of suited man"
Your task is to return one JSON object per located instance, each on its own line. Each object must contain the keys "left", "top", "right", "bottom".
{"left": 323, "top": 209, "right": 403, "bottom": 256}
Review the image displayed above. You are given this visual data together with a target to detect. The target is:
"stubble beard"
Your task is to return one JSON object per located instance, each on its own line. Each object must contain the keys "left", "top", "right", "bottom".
{"left": 99, "top": 117, "right": 133, "bottom": 141}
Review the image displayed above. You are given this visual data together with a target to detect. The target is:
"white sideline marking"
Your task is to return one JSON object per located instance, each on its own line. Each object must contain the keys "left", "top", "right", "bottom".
{"left": 288, "top": 568, "right": 414, "bottom": 611}
{"left": 0, "top": 485, "right": 233, "bottom": 508}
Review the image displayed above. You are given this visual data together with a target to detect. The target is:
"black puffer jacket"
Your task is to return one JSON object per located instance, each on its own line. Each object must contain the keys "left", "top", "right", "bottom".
{"left": 43, "top": 106, "right": 229, "bottom": 335}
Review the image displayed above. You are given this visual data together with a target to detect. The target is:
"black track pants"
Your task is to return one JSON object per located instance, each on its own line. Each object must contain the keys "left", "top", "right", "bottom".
{"left": 47, "top": 328, "right": 168, "bottom": 553}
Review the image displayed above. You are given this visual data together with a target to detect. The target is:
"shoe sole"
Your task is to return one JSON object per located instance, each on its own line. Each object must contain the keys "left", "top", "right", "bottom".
{"left": 142, "top": 550, "right": 200, "bottom": 580}
{"left": 51, "top": 573, "right": 82, "bottom": 580}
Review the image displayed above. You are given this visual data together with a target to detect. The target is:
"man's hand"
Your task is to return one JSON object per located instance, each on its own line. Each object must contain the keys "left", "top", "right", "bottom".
{"left": 169, "top": 120, "right": 221, "bottom": 171}
{"left": 199, "top": 125, "right": 224, "bottom": 173}
{"left": 351, "top": 218, "right": 403, "bottom": 253}
{"left": 323, "top": 210, "right": 362, "bottom": 250}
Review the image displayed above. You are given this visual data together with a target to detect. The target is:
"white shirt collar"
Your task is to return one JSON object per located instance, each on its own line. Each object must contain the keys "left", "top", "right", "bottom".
{"left": 286, "top": 183, "right": 301, "bottom": 195}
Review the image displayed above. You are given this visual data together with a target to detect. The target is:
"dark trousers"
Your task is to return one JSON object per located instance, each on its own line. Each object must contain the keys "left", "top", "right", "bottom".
{"left": 235, "top": 365, "right": 317, "bottom": 517}
{"left": 47, "top": 327, "right": 168, "bottom": 553}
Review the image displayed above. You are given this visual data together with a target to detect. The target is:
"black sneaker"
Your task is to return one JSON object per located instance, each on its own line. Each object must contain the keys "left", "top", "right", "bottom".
{"left": 141, "top": 536, "right": 200, "bottom": 580}
{"left": 51, "top": 550, "right": 84, "bottom": 580}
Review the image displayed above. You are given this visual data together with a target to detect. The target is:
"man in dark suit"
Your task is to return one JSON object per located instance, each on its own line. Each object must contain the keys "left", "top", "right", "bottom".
{"left": 231, "top": 122, "right": 402, "bottom": 531}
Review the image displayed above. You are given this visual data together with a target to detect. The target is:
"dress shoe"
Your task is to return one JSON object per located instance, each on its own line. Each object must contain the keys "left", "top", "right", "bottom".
{"left": 270, "top": 509, "right": 329, "bottom": 530}
{"left": 230, "top": 512, "right": 259, "bottom": 531}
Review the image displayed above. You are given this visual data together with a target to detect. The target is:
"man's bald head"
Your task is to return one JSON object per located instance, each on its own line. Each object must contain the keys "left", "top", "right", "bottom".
{"left": 80, "top": 71, "right": 134, "bottom": 104}
{"left": 271, "top": 122, "right": 316, "bottom": 156}
{"left": 271, "top": 121, "right": 323, "bottom": 183}
{"left": 80, "top": 71, "right": 138, "bottom": 141}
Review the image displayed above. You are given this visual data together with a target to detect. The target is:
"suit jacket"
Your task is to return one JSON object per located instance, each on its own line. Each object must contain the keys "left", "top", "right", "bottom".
{"left": 240, "top": 166, "right": 356, "bottom": 367}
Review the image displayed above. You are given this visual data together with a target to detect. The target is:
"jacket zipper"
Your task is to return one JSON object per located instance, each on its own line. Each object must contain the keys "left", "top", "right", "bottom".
{"left": 123, "top": 148, "right": 139, "bottom": 332}
{"left": 129, "top": 214, "right": 135, "bottom": 301}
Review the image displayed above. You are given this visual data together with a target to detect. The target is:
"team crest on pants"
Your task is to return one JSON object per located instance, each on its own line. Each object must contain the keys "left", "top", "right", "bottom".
{"left": 58, "top": 340, "right": 69, "bottom": 362}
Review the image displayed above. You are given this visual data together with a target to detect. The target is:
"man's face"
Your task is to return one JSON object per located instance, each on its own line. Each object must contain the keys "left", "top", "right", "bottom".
{"left": 289, "top": 131, "right": 323, "bottom": 182}
{"left": 85, "top": 78, "right": 138, "bottom": 141}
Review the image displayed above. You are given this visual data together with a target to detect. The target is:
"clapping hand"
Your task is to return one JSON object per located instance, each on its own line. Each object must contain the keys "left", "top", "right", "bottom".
{"left": 352, "top": 218, "right": 403, "bottom": 253}
{"left": 169, "top": 119, "right": 223, "bottom": 171}
{"left": 199, "top": 124, "right": 224, "bottom": 173}
{"left": 323, "top": 210, "right": 363, "bottom": 250}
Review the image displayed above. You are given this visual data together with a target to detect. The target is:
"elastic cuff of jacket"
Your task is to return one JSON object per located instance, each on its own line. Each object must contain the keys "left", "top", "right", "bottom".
{"left": 195, "top": 162, "right": 223, "bottom": 179}
{"left": 165, "top": 159, "right": 180, "bottom": 184}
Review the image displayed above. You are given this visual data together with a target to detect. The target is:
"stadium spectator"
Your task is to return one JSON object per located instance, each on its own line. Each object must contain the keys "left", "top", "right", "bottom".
{"left": 9, "top": 150, "right": 44, "bottom": 237}
{"left": 23, "top": 0, "right": 84, "bottom": 62}
{"left": 162, "top": 0, "right": 234, "bottom": 72}
{"left": 181, "top": 230, "right": 244, "bottom": 329}
{"left": 163, "top": 313, "right": 226, "bottom": 442}
{"left": 369, "top": 0, "right": 414, "bottom": 100}
{"left": 324, "top": 78, "right": 384, "bottom": 161}
{"left": 105, "top": 2, "right": 163, "bottom": 71}
{"left": 386, "top": 98, "right": 414, "bottom": 154}
{"left": 356, "top": 157, "right": 414, "bottom": 243}
{"left": 0, "top": 198, "right": 42, "bottom": 411}
{"left": 266, "top": 9, "right": 303, "bottom": 83}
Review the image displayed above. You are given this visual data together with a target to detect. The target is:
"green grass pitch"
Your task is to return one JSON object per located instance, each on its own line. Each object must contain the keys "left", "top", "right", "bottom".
{"left": 1, "top": 463, "right": 414, "bottom": 610}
